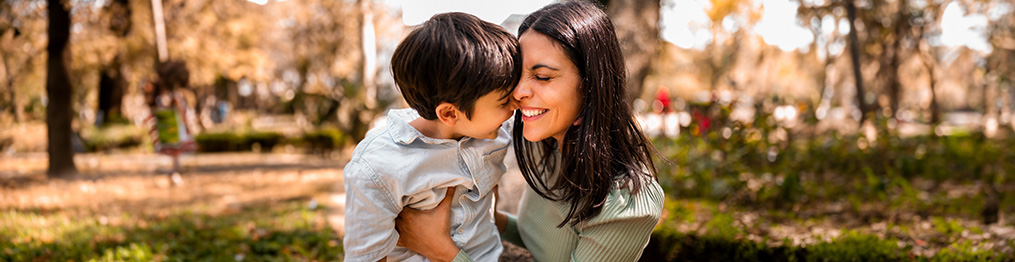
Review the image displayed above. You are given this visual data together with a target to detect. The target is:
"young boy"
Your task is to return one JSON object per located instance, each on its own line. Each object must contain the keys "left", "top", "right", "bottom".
{"left": 342, "top": 12, "right": 520, "bottom": 262}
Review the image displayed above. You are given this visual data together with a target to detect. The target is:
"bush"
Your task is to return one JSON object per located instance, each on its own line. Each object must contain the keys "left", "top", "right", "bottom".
{"left": 195, "top": 132, "right": 246, "bottom": 152}
{"left": 651, "top": 103, "right": 1015, "bottom": 207}
{"left": 194, "top": 129, "right": 346, "bottom": 154}
{"left": 302, "top": 129, "right": 346, "bottom": 154}
{"left": 642, "top": 229, "right": 801, "bottom": 262}
{"left": 246, "top": 132, "right": 284, "bottom": 152}
{"left": 195, "top": 131, "right": 286, "bottom": 153}
{"left": 806, "top": 232, "right": 906, "bottom": 262}
{"left": 80, "top": 125, "right": 146, "bottom": 152}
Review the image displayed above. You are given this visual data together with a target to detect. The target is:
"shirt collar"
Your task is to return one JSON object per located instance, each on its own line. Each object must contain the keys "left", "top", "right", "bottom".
{"left": 387, "top": 108, "right": 468, "bottom": 146}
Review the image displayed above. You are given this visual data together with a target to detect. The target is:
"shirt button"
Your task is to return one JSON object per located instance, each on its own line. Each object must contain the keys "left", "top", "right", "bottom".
{"left": 457, "top": 228, "right": 464, "bottom": 234}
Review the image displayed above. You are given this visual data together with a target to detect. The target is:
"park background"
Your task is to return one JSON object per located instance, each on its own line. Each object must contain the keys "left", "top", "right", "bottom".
{"left": 2, "top": 0, "right": 1015, "bottom": 260}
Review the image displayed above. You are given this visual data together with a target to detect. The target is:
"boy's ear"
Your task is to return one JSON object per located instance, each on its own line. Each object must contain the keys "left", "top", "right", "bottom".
{"left": 435, "top": 102, "right": 459, "bottom": 126}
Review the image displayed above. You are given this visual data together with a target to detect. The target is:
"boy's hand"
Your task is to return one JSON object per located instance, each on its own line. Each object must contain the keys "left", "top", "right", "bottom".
{"left": 396, "top": 187, "right": 459, "bottom": 262}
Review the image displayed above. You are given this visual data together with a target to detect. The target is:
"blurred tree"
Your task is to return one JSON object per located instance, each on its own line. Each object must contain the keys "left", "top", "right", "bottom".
{"left": 96, "top": 0, "right": 132, "bottom": 126}
{"left": 912, "top": 1, "right": 947, "bottom": 126}
{"left": 159, "top": 0, "right": 274, "bottom": 107}
{"left": 599, "top": 0, "right": 661, "bottom": 102}
{"left": 798, "top": 1, "right": 847, "bottom": 120}
{"left": 46, "top": 0, "right": 77, "bottom": 177}
{"left": 359, "top": 0, "right": 378, "bottom": 110}
{"left": 701, "top": 0, "right": 746, "bottom": 92}
{"left": 0, "top": 1, "right": 45, "bottom": 123}
{"left": 982, "top": 0, "right": 1015, "bottom": 130}
{"left": 970, "top": 0, "right": 1015, "bottom": 225}
{"left": 266, "top": 0, "right": 369, "bottom": 135}
{"left": 845, "top": 0, "right": 869, "bottom": 125}
{"left": 880, "top": 0, "right": 912, "bottom": 119}
{"left": 801, "top": 0, "right": 952, "bottom": 126}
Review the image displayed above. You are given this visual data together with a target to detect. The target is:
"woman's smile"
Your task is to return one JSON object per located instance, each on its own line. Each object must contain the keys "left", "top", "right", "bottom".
{"left": 520, "top": 106, "right": 549, "bottom": 121}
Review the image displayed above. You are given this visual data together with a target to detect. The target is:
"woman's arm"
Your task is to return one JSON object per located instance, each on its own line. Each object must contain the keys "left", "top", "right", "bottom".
{"left": 572, "top": 215, "right": 658, "bottom": 261}
{"left": 497, "top": 211, "right": 524, "bottom": 248}
{"left": 395, "top": 187, "right": 471, "bottom": 262}
{"left": 571, "top": 181, "right": 664, "bottom": 261}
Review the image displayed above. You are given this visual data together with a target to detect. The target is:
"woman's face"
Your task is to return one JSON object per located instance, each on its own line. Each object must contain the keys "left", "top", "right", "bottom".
{"left": 513, "top": 31, "right": 583, "bottom": 142}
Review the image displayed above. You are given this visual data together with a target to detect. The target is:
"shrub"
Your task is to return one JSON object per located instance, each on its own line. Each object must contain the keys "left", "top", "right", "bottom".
{"left": 80, "top": 124, "right": 146, "bottom": 152}
{"left": 302, "top": 129, "right": 346, "bottom": 154}
{"left": 246, "top": 132, "right": 284, "bottom": 153}
{"left": 805, "top": 231, "right": 906, "bottom": 262}
{"left": 195, "top": 132, "right": 246, "bottom": 152}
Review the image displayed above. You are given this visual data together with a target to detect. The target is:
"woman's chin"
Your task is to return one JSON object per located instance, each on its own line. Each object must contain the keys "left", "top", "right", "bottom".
{"left": 522, "top": 131, "right": 546, "bottom": 142}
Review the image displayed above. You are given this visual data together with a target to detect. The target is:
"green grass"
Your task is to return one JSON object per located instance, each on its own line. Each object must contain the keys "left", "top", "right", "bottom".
{"left": 1, "top": 200, "right": 342, "bottom": 261}
{"left": 644, "top": 198, "right": 1015, "bottom": 262}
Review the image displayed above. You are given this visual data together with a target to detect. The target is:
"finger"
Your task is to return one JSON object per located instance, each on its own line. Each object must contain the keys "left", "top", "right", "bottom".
{"left": 441, "top": 187, "right": 456, "bottom": 205}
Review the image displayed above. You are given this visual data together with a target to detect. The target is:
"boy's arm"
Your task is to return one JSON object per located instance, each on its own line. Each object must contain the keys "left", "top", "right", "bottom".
{"left": 343, "top": 161, "right": 402, "bottom": 262}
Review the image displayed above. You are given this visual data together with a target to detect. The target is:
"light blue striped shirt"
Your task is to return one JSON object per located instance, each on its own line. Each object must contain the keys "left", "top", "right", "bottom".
{"left": 343, "top": 108, "right": 511, "bottom": 262}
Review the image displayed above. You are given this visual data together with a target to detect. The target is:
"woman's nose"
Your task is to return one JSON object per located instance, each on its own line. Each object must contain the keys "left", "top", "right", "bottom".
{"left": 513, "top": 81, "right": 532, "bottom": 101}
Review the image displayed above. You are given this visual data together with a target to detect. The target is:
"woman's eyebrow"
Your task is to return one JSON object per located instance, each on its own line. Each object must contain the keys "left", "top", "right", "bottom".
{"left": 531, "top": 64, "right": 559, "bottom": 71}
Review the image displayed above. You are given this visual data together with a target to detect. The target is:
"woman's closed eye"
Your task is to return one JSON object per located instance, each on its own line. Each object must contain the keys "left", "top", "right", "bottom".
{"left": 533, "top": 75, "right": 550, "bottom": 81}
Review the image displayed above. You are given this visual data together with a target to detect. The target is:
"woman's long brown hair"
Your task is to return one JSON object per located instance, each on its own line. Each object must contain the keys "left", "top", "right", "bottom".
{"left": 513, "top": 0, "right": 657, "bottom": 228}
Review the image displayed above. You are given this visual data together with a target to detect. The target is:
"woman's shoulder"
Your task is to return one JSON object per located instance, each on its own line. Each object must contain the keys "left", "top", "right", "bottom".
{"left": 585, "top": 174, "right": 664, "bottom": 226}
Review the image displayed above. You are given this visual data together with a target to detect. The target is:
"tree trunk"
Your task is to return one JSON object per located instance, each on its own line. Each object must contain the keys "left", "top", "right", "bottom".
{"left": 982, "top": 180, "right": 1000, "bottom": 225}
{"left": 150, "top": 0, "right": 168, "bottom": 62}
{"left": 46, "top": 0, "right": 77, "bottom": 178}
{"left": 359, "top": 0, "right": 377, "bottom": 110}
{"left": 96, "top": 0, "right": 131, "bottom": 126}
{"left": 2, "top": 52, "right": 23, "bottom": 123}
{"left": 5, "top": 75, "right": 20, "bottom": 123}
{"left": 604, "top": 0, "right": 661, "bottom": 103}
{"left": 983, "top": 66, "right": 996, "bottom": 134}
{"left": 927, "top": 63, "right": 940, "bottom": 125}
{"left": 846, "top": 0, "right": 868, "bottom": 126}
{"left": 886, "top": 0, "right": 908, "bottom": 118}
{"left": 97, "top": 56, "right": 126, "bottom": 126}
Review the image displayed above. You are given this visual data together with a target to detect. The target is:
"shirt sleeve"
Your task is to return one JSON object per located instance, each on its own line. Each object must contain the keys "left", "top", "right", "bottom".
{"left": 451, "top": 249, "right": 475, "bottom": 262}
{"left": 342, "top": 160, "right": 402, "bottom": 262}
{"left": 570, "top": 180, "right": 664, "bottom": 262}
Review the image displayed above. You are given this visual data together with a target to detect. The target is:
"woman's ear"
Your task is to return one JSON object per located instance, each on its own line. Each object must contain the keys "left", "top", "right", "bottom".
{"left": 435, "top": 102, "right": 459, "bottom": 126}
{"left": 572, "top": 117, "right": 583, "bottom": 126}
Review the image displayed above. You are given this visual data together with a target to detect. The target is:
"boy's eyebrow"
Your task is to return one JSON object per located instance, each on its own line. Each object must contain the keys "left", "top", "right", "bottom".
{"left": 531, "top": 64, "right": 558, "bottom": 71}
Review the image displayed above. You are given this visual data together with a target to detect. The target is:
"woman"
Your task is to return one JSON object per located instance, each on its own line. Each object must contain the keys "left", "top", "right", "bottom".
{"left": 395, "top": 1, "right": 663, "bottom": 261}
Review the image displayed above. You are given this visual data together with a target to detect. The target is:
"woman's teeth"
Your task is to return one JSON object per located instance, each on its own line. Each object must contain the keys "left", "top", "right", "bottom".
{"left": 521, "top": 109, "right": 548, "bottom": 117}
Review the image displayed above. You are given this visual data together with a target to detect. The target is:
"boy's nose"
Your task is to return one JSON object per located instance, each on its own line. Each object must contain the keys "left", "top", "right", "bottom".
{"left": 507, "top": 98, "right": 521, "bottom": 111}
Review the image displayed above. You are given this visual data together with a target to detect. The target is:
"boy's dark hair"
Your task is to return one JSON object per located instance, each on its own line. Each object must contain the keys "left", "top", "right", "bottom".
{"left": 391, "top": 12, "right": 521, "bottom": 120}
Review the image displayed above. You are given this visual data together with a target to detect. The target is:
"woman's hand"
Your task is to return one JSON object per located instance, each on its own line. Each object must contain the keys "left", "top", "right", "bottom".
{"left": 395, "top": 187, "right": 460, "bottom": 262}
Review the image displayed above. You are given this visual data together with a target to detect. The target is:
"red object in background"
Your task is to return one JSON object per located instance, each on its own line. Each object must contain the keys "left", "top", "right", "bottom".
{"left": 692, "top": 109, "right": 710, "bottom": 135}
{"left": 656, "top": 88, "right": 671, "bottom": 113}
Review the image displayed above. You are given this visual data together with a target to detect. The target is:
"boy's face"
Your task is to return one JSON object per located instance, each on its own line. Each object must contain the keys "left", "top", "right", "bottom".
{"left": 455, "top": 90, "right": 517, "bottom": 140}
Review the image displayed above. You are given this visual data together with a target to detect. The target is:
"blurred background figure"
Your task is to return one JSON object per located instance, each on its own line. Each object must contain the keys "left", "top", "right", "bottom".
{"left": 147, "top": 60, "right": 196, "bottom": 186}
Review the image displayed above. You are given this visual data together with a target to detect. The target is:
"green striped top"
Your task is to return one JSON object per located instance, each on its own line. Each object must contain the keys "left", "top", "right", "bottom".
{"left": 452, "top": 174, "right": 664, "bottom": 262}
